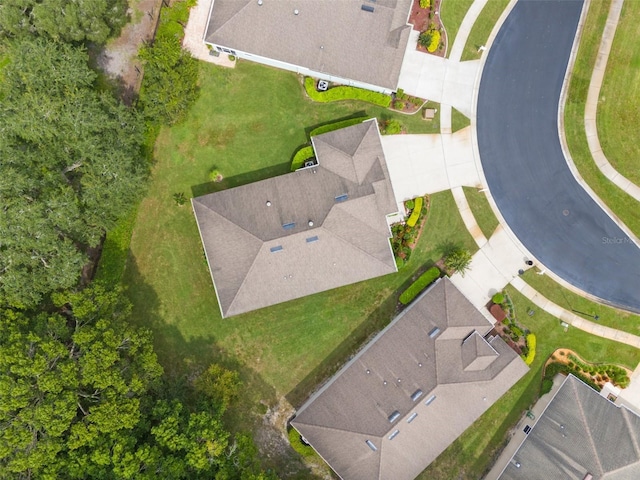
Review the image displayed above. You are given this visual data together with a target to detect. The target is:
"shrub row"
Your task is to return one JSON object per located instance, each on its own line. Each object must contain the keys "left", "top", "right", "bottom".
{"left": 288, "top": 428, "right": 315, "bottom": 457}
{"left": 406, "top": 197, "right": 424, "bottom": 227}
{"left": 304, "top": 77, "right": 391, "bottom": 107}
{"left": 523, "top": 333, "right": 536, "bottom": 365}
{"left": 309, "top": 117, "right": 369, "bottom": 137}
{"left": 544, "top": 362, "right": 601, "bottom": 392}
{"left": 290, "top": 146, "right": 315, "bottom": 171}
{"left": 399, "top": 267, "right": 441, "bottom": 305}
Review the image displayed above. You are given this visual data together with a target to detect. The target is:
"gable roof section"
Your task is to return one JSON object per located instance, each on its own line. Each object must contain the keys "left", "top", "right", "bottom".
{"left": 205, "top": 0, "right": 412, "bottom": 91}
{"left": 291, "top": 277, "right": 529, "bottom": 480}
{"left": 192, "top": 120, "right": 398, "bottom": 317}
{"left": 499, "top": 375, "right": 640, "bottom": 480}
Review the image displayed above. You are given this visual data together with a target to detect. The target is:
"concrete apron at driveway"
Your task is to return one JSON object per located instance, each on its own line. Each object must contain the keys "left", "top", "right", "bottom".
{"left": 381, "top": 126, "right": 479, "bottom": 207}
{"left": 397, "top": 31, "right": 480, "bottom": 118}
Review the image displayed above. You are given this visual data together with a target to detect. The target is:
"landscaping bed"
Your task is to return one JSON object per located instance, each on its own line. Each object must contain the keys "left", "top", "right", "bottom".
{"left": 303, "top": 77, "right": 391, "bottom": 107}
{"left": 391, "top": 196, "right": 429, "bottom": 269}
{"left": 409, "top": 0, "right": 446, "bottom": 56}
{"left": 390, "top": 88, "right": 426, "bottom": 114}
{"left": 488, "top": 292, "right": 535, "bottom": 362}
{"left": 543, "top": 348, "right": 632, "bottom": 393}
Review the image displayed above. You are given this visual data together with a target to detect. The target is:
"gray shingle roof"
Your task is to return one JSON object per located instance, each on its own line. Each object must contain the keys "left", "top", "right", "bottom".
{"left": 205, "top": 0, "right": 412, "bottom": 90}
{"left": 192, "top": 120, "right": 398, "bottom": 317}
{"left": 499, "top": 375, "right": 640, "bottom": 480}
{"left": 291, "top": 277, "right": 529, "bottom": 480}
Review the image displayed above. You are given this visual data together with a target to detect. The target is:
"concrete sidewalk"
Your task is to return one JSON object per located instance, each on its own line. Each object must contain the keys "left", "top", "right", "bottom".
{"left": 183, "top": 0, "right": 235, "bottom": 68}
{"left": 584, "top": 0, "right": 640, "bottom": 202}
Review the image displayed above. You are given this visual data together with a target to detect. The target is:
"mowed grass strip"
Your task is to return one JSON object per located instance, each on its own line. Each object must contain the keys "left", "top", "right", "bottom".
{"left": 440, "top": 0, "right": 474, "bottom": 58}
{"left": 417, "top": 285, "right": 639, "bottom": 479}
{"left": 564, "top": 0, "right": 640, "bottom": 238}
{"left": 521, "top": 269, "right": 640, "bottom": 336}
{"left": 463, "top": 186, "right": 499, "bottom": 238}
{"left": 461, "top": 0, "right": 510, "bottom": 61}
{"left": 597, "top": 0, "right": 640, "bottom": 186}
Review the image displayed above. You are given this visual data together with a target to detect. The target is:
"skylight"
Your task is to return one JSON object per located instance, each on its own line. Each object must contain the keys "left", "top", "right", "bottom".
{"left": 334, "top": 194, "right": 348, "bottom": 202}
{"left": 282, "top": 222, "right": 296, "bottom": 230}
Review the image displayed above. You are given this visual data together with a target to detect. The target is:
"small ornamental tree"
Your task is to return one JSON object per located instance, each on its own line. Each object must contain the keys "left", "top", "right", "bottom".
{"left": 418, "top": 31, "right": 433, "bottom": 49}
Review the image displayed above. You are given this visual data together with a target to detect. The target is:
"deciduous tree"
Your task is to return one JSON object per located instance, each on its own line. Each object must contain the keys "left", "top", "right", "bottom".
{"left": 0, "top": 38, "right": 147, "bottom": 307}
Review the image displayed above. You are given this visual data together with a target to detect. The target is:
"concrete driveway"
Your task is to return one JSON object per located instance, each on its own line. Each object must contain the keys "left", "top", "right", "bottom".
{"left": 476, "top": 0, "right": 640, "bottom": 313}
{"left": 381, "top": 127, "right": 479, "bottom": 205}
{"left": 397, "top": 30, "right": 480, "bottom": 118}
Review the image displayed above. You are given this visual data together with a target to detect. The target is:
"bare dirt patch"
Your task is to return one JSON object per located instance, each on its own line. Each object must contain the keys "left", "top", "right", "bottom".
{"left": 95, "top": 0, "right": 164, "bottom": 104}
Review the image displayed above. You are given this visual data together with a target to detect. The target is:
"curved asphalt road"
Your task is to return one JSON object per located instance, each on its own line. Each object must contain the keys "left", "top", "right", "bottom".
{"left": 477, "top": 0, "right": 640, "bottom": 313}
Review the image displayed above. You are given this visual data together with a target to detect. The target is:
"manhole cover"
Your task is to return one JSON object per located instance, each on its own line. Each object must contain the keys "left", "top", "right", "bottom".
{"left": 562, "top": 209, "right": 570, "bottom": 216}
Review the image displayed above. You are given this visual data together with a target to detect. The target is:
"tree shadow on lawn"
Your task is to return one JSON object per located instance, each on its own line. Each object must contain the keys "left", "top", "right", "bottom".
{"left": 285, "top": 259, "right": 440, "bottom": 411}
{"left": 191, "top": 162, "right": 291, "bottom": 198}
{"left": 123, "top": 255, "right": 316, "bottom": 477}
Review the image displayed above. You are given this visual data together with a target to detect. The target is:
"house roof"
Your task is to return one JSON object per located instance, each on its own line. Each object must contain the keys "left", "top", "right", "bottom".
{"left": 499, "top": 375, "right": 640, "bottom": 480}
{"left": 205, "top": 0, "right": 412, "bottom": 90}
{"left": 291, "top": 277, "right": 529, "bottom": 480}
{"left": 192, "top": 120, "right": 398, "bottom": 317}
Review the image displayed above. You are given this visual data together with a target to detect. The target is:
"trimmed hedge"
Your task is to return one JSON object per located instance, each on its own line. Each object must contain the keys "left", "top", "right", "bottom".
{"left": 309, "top": 117, "right": 368, "bottom": 137}
{"left": 288, "top": 428, "right": 315, "bottom": 458}
{"left": 304, "top": 77, "right": 391, "bottom": 107}
{"left": 523, "top": 333, "right": 536, "bottom": 365}
{"left": 406, "top": 197, "right": 424, "bottom": 227}
{"left": 399, "top": 267, "right": 441, "bottom": 305}
{"left": 290, "top": 146, "right": 315, "bottom": 171}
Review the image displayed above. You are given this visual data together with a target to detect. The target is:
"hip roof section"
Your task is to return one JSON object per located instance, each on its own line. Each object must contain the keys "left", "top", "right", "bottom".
{"left": 192, "top": 120, "right": 399, "bottom": 317}
{"left": 205, "top": 0, "right": 412, "bottom": 90}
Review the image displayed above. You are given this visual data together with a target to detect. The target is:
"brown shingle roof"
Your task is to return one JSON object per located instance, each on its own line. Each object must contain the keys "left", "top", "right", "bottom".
{"left": 291, "top": 278, "right": 529, "bottom": 480}
{"left": 499, "top": 375, "right": 640, "bottom": 480}
{"left": 192, "top": 120, "right": 398, "bottom": 317}
{"left": 205, "top": 0, "right": 412, "bottom": 90}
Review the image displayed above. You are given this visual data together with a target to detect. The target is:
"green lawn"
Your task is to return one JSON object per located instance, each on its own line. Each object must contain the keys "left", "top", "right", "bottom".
{"left": 451, "top": 106, "right": 471, "bottom": 133}
{"left": 564, "top": 0, "right": 640, "bottom": 239}
{"left": 597, "top": 0, "right": 640, "bottom": 186}
{"left": 418, "top": 285, "right": 639, "bottom": 479}
{"left": 461, "top": 0, "right": 510, "bottom": 61}
{"left": 440, "top": 0, "right": 474, "bottom": 58}
{"left": 463, "top": 186, "right": 499, "bottom": 238}
{"left": 520, "top": 269, "right": 640, "bottom": 336}
{"left": 120, "top": 60, "right": 476, "bottom": 474}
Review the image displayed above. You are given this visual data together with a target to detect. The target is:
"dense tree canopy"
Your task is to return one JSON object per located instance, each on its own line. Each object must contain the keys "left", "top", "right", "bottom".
{"left": 0, "top": 285, "right": 271, "bottom": 479}
{"left": 0, "top": 38, "right": 147, "bottom": 307}
{"left": 0, "top": 0, "right": 128, "bottom": 43}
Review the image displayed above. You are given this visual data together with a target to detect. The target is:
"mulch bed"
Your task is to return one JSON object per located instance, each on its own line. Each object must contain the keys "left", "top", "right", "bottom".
{"left": 408, "top": 0, "right": 447, "bottom": 58}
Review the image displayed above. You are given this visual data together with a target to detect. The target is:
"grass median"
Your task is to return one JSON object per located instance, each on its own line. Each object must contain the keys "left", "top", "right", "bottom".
{"left": 461, "top": 0, "right": 510, "bottom": 61}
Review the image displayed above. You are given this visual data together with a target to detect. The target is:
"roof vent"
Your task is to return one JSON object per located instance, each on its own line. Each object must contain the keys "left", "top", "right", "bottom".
{"left": 361, "top": 4, "right": 374, "bottom": 12}
{"left": 306, "top": 236, "right": 319, "bottom": 243}
{"left": 270, "top": 245, "right": 283, "bottom": 253}
{"left": 366, "top": 369, "right": 371, "bottom": 374}
{"left": 294, "top": 9, "right": 299, "bottom": 15}
{"left": 407, "top": 412, "right": 418, "bottom": 423}
{"left": 266, "top": 200, "right": 271, "bottom": 206}
{"left": 388, "top": 429, "right": 400, "bottom": 440}
{"left": 335, "top": 194, "right": 348, "bottom": 202}
{"left": 411, "top": 389, "right": 423, "bottom": 402}
{"left": 257, "top": 0, "right": 262, "bottom": 5}
{"left": 425, "top": 394, "right": 436, "bottom": 406}
{"left": 308, "top": 220, "right": 314, "bottom": 227}
{"left": 282, "top": 222, "right": 296, "bottom": 230}
{"left": 428, "top": 327, "right": 441, "bottom": 338}
{"left": 388, "top": 411, "right": 400, "bottom": 423}
{"left": 365, "top": 440, "right": 377, "bottom": 451}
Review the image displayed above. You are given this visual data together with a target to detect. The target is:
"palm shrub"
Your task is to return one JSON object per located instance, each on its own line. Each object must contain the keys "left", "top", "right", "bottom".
{"left": 418, "top": 31, "right": 433, "bottom": 49}
{"left": 444, "top": 248, "right": 472, "bottom": 276}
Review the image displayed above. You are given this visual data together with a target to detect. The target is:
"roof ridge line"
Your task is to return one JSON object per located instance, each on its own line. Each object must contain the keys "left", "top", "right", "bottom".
{"left": 351, "top": 121, "right": 378, "bottom": 184}
{"left": 574, "top": 380, "right": 606, "bottom": 476}
{"left": 208, "top": 0, "right": 253, "bottom": 37}
{"left": 621, "top": 408, "right": 640, "bottom": 462}
{"left": 322, "top": 208, "right": 394, "bottom": 269}
{"left": 193, "top": 197, "right": 263, "bottom": 243}
{"left": 226, "top": 242, "right": 264, "bottom": 315}
{"left": 294, "top": 419, "right": 384, "bottom": 439}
